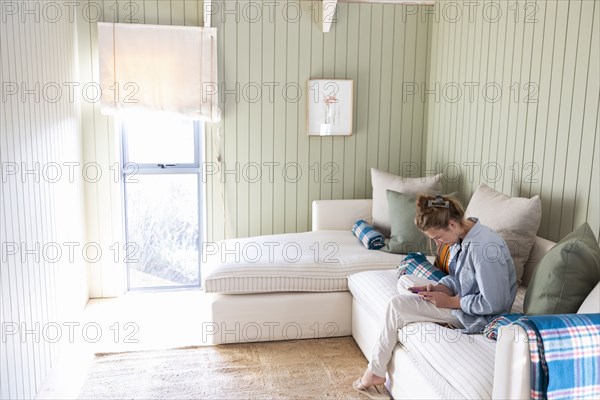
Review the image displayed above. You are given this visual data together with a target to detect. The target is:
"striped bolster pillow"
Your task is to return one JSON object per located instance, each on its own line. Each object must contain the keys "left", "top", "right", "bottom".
{"left": 398, "top": 252, "right": 447, "bottom": 281}
{"left": 352, "top": 219, "right": 385, "bottom": 250}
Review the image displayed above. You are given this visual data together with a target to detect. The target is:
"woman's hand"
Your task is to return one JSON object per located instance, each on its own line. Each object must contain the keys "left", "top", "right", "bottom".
{"left": 407, "top": 283, "right": 454, "bottom": 296}
{"left": 407, "top": 284, "right": 435, "bottom": 294}
{"left": 419, "top": 291, "right": 462, "bottom": 309}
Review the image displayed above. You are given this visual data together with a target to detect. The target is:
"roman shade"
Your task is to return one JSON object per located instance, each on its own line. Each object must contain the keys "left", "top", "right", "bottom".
{"left": 97, "top": 22, "right": 220, "bottom": 121}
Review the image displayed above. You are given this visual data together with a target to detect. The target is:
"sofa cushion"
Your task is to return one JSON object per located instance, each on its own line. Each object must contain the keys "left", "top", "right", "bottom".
{"left": 578, "top": 282, "right": 600, "bottom": 313}
{"left": 399, "top": 322, "right": 496, "bottom": 399}
{"left": 381, "top": 190, "right": 430, "bottom": 254}
{"left": 382, "top": 190, "right": 460, "bottom": 255}
{"left": 202, "top": 231, "right": 405, "bottom": 294}
{"left": 348, "top": 269, "right": 399, "bottom": 322}
{"left": 524, "top": 222, "right": 600, "bottom": 315}
{"left": 371, "top": 168, "right": 442, "bottom": 237}
{"left": 465, "top": 183, "right": 542, "bottom": 283}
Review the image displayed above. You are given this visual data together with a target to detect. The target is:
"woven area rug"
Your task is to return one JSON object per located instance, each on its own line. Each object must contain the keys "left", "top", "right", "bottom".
{"left": 78, "top": 337, "right": 387, "bottom": 399}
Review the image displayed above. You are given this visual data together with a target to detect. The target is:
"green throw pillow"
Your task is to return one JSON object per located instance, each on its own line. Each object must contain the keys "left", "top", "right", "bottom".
{"left": 524, "top": 222, "right": 600, "bottom": 315}
{"left": 381, "top": 190, "right": 431, "bottom": 254}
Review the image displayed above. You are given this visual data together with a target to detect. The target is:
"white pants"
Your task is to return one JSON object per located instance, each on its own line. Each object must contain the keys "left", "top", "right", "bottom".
{"left": 368, "top": 279, "right": 463, "bottom": 378}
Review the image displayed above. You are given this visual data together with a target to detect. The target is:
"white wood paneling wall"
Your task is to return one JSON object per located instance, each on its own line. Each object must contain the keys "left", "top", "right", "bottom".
{"left": 0, "top": 3, "right": 88, "bottom": 399}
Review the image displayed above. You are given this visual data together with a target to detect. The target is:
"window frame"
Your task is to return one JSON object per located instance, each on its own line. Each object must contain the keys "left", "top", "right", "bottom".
{"left": 119, "top": 118, "right": 203, "bottom": 291}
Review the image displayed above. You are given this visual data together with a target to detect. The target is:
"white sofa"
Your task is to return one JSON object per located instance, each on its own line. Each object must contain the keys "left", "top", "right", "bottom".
{"left": 201, "top": 199, "right": 396, "bottom": 345}
{"left": 201, "top": 199, "right": 600, "bottom": 399}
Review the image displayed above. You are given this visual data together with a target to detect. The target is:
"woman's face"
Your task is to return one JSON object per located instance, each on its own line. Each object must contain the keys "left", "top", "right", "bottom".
{"left": 424, "top": 220, "right": 461, "bottom": 245}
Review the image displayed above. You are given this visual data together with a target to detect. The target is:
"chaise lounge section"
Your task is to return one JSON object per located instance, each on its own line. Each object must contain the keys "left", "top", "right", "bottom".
{"left": 201, "top": 199, "right": 397, "bottom": 344}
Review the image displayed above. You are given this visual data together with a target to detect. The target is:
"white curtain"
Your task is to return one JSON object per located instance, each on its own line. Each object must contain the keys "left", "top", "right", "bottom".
{"left": 97, "top": 22, "right": 220, "bottom": 121}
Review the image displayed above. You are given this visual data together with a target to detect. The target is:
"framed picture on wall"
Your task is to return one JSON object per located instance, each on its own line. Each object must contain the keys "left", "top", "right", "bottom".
{"left": 307, "top": 79, "right": 353, "bottom": 136}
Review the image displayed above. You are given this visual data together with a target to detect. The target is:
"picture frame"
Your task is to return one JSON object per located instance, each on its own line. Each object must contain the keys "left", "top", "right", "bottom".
{"left": 307, "top": 79, "right": 353, "bottom": 136}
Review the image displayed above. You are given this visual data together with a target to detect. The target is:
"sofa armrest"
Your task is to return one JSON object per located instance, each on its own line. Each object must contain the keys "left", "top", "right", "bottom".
{"left": 492, "top": 324, "right": 531, "bottom": 399}
{"left": 311, "top": 199, "right": 373, "bottom": 231}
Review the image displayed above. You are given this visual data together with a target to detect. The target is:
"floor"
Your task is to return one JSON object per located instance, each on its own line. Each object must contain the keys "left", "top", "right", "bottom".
{"left": 36, "top": 290, "right": 213, "bottom": 399}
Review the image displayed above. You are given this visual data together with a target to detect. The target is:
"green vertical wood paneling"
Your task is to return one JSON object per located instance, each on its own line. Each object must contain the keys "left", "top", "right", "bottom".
{"left": 388, "top": 6, "right": 403, "bottom": 176}
{"left": 427, "top": 0, "right": 600, "bottom": 243}
{"left": 343, "top": 4, "right": 359, "bottom": 199}
{"left": 521, "top": 0, "right": 543, "bottom": 200}
{"left": 378, "top": 4, "right": 395, "bottom": 173}
{"left": 248, "top": 0, "right": 263, "bottom": 237}
{"left": 308, "top": 1, "right": 323, "bottom": 217}
{"left": 237, "top": 6, "right": 251, "bottom": 238}
{"left": 575, "top": 0, "right": 599, "bottom": 237}
{"left": 399, "top": 8, "right": 416, "bottom": 177}
{"left": 203, "top": 0, "right": 431, "bottom": 241}
{"left": 260, "top": 1, "right": 276, "bottom": 236}
{"left": 354, "top": 4, "right": 372, "bottom": 198}
{"left": 332, "top": 4, "right": 349, "bottom": 204}
{"left": 413, "top": 11, "right": 428, "bottom": 167}
{"left": 548, "top": 0, "right": 580, "bottom": 240}
{"left": 540, "top": 0, "right": 566, "bottom": 237}
{"left": 157, "top": 0, "right": 172, "bottom": 24}
{"left": 171, "top": 0, "right": 186, "bottom": 25}
{"left": 296, "top": 1, "right": 313, "bottom": 232}
{"left": 321, "top": 4, "right": 336, "bottom": 202}
{"left": 142, "top": 0, "right": 159, "bottom": 24}
{"left": 367, "top": 4, "right": 383, "bottom": 176}
{"left": 285, "top": 3, "right": 301, "bottom": 233}
{"left": 272, "top": 1, "right": 288, "bottom": 234}
{"left": 184, "top": 0, "right": 201, "bottom": 25}
{"left": 221, "top": 1, "right": 238, "bottom": 239}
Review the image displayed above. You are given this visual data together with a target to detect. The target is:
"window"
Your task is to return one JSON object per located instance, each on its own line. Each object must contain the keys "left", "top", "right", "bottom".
{"left": 120, "top": 115, "right": 202, "bottom": 290}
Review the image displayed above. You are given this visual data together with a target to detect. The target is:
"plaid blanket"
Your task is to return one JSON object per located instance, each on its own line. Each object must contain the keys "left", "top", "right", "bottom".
{"left": 482, "top": 313, "right": 524, "bottom": 340}
{"left": 351, "top": 219, "right": 385, "bottom": 250}
{"left": 514, "top": 314, "right": 600, "bottom": 400}
{"left": 397, "top": 252, "right": 447, "bottom": 281}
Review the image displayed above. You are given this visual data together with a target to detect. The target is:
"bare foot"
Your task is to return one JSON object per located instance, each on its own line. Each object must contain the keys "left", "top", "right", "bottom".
{"left": 357, "top": 369, "right": 386, "bottom": 389}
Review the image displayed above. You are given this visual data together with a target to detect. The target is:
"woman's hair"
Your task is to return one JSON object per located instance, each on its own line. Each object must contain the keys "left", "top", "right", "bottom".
{"left": 415, "top": 194, "right": 465, "bottom": 231}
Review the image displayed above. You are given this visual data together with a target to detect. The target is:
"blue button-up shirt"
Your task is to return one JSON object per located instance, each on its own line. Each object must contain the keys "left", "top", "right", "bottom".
{"left": 438, "top": 218, "right": 517, "bottom": 333}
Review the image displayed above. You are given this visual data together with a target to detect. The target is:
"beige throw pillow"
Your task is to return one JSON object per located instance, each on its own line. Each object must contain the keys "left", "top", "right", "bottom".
{"left": 465, "top": 183, "right": 542, "bottom": 283}
{"left": 371, "top": 168, "right": 443, "bottom": 237}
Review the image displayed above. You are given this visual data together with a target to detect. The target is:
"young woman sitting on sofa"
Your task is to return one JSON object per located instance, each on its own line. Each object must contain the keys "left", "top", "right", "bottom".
{"left": 353, "top": 194, "right": 518, "bottom": 400}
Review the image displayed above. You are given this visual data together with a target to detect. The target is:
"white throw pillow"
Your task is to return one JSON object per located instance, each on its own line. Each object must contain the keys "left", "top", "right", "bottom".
{"left": 465, "top": 183, "right": 542, "bottom": 283}
{"left": 577, "top": 282, "right": 600, "bottom": 313}
{"left": 371, "top": 168, "right": 443, "bottom": 237}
